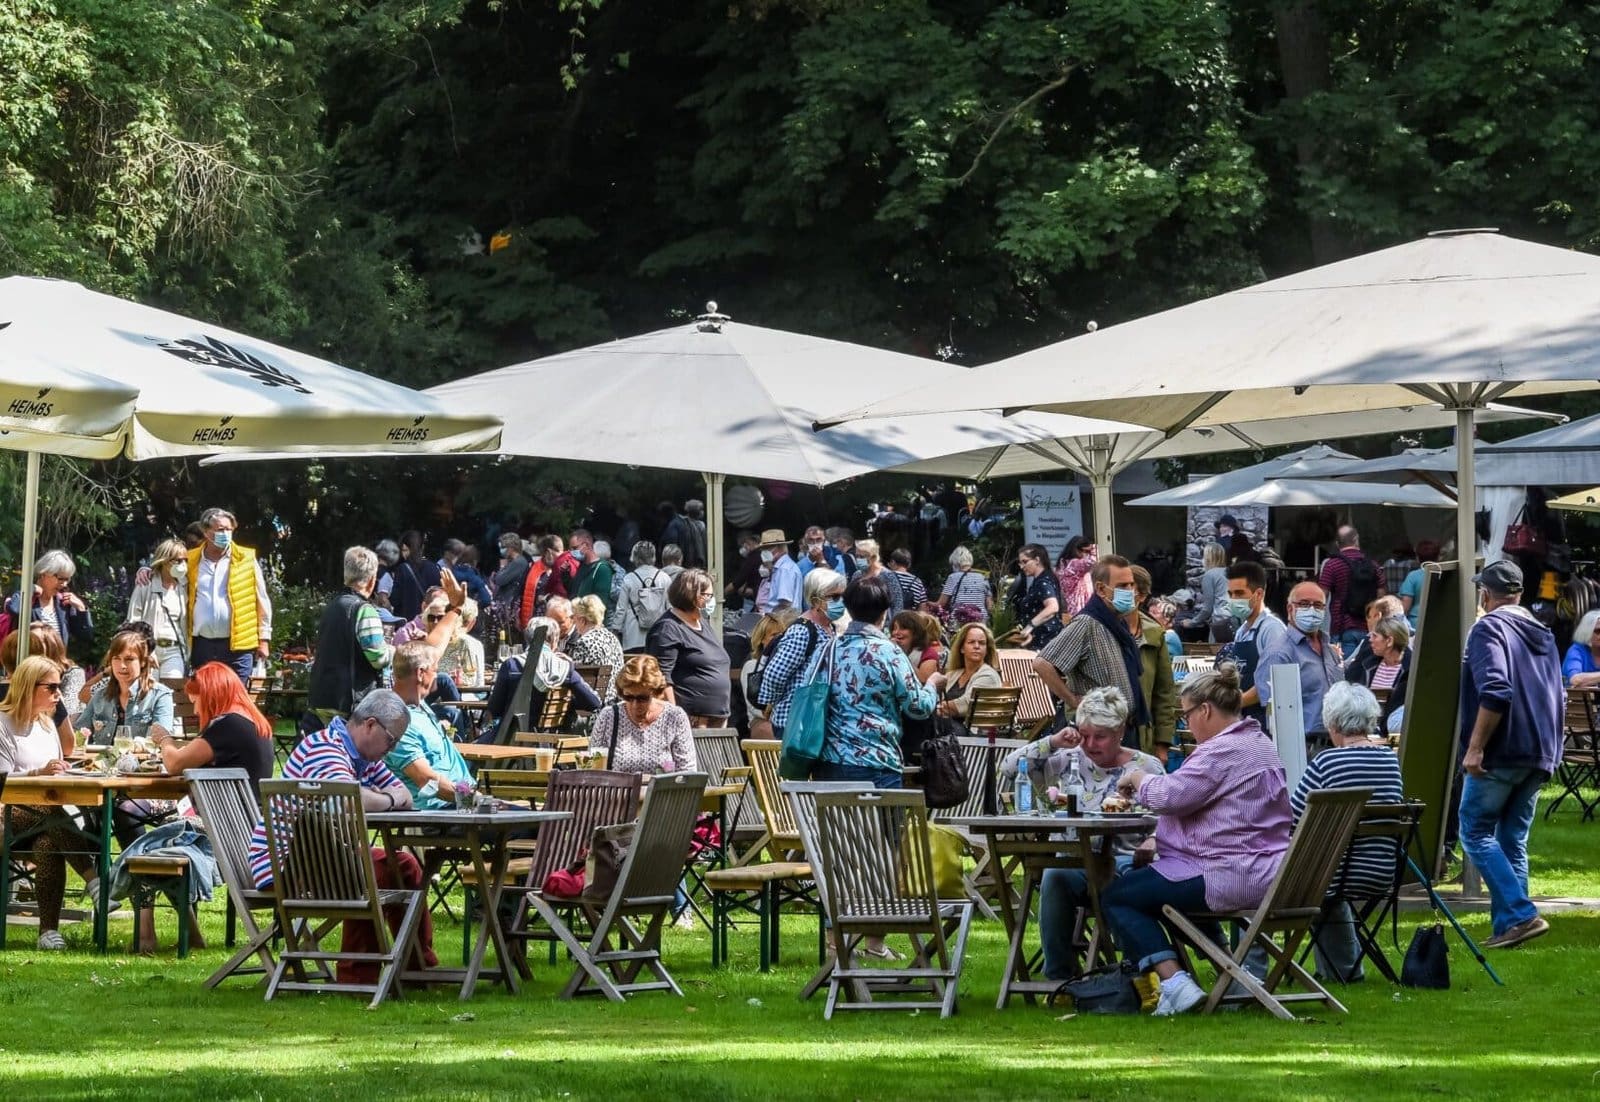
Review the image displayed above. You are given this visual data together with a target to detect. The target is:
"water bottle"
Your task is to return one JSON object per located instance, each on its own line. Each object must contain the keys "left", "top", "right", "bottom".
{"left": 1015, "top": 759, "right": 1034, "bottom": 814}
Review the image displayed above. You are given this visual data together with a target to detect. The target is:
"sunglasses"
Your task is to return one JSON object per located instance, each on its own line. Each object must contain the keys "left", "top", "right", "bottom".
{"left": 38, "top": 682, "right": 63, "bottom": 694}
{"left": 620, "top": 693, "right": 654, "bottom": 704}
{"left": 425, "top": 614, "right": 445, "bottom": 624}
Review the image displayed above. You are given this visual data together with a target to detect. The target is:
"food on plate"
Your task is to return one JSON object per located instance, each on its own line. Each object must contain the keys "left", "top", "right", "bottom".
{"left": 1099, "top": 793, "right": 1132, "bottom": 814}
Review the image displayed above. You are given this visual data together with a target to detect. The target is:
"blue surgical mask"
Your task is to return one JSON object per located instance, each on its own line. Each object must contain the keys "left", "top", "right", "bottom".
{"left": 1294, "top": 607, "right": 1324, "bottom": 634}
{"left": 211, "top": 530, "right": 232, "bottom": 551}
{"left": 1226, "top": 597, "right": 1252, "bottom": 621}
{"left": 701, "top": 596, "right": 716, "bottom": 616}
{"left": 571, "top": 548, "right": 585, "bottom": 562}
{"left": 825, "top": 599, "right": 846, "bottom": 622}
{"left": 1110, "top": 588, "right": 1137, "bottom": 614}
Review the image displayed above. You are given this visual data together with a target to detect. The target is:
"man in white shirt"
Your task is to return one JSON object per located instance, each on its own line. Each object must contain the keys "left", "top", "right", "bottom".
{"left": 756, "top": 529, "right": 802, "bottom": 612}
{"left": 185, "top": 507, "right": 272, "bottom": 685}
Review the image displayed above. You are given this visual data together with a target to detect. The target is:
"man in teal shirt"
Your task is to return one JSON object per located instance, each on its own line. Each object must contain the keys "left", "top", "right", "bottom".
{"left": 386, "top": 640, "right": 474, "bottom": 809}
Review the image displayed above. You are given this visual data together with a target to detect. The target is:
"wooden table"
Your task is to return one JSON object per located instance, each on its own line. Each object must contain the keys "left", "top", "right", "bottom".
{"left": 458, "top": 743, "right": 540, "bottom": 764}
{"left": 949, "top": 812, "right": 1155, "bottom": 1008}
{"left": 366, "top": 807, "right": 571, "bottom": 998}
{"left": 2, "top": 772, "right": 190, "bottom": 953}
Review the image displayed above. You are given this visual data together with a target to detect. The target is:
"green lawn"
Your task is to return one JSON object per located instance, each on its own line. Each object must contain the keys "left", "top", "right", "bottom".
{"left": 3, "top": 789, "right": 1596, "bottom": 1102}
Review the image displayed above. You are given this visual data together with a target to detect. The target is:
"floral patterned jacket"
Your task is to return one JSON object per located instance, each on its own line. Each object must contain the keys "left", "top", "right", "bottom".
{"left": 806, "top": 622, "right": 937, "bottom": 772}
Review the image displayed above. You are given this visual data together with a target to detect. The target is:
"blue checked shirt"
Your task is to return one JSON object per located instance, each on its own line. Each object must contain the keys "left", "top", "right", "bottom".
{"left": 755, "top": 619, "right": 826, "bottom": 730}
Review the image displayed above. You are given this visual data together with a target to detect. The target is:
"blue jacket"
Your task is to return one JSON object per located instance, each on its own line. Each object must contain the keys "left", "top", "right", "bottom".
{"left": 1459, "top": 605, "right": 1563, "bottom": 775}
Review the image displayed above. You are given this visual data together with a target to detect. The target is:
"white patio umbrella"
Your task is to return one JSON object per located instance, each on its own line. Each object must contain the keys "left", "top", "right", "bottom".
{"left": 819, "top": 230, "right": 1600, "bottom": 639}
{"left": 1548, "top": 486, "right": 1600, "bottom": 514}
{"left": 207, "top": 310, "right": 1146, "bottom": 614}
{"left": 1137, "top": 478, "right": 1456, "bottom": 509}
{"left": 0, "top": 276, "right": 504, "bottom": 657}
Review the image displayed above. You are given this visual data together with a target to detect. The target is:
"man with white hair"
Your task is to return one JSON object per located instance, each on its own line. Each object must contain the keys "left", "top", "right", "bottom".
{"left": 1257, "top": 579, "right": 1342, "bottom": 750}
{"left": 1003, "top": 686, "right": 1164, "bottom": 981}
{"left": 186, "top": 506, "right": 272, "bottom": 684}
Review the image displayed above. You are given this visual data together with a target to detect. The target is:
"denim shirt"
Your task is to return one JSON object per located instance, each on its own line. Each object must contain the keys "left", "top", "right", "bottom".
{"left": 77, "top": 681, "right": 176, "bottom": 744}
{"left": 812, "top": 622, "right": 936, "bottom": 771}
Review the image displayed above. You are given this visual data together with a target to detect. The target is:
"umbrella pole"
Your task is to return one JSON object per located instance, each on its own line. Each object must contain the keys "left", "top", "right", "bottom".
{"left": 702, "top": 471, "right": 725, "bottom": 639}
{"left": 1090, "top": 473, "right": 1115, "bottom": 552}
{"left": 16, "top": 450, "right": 40, "bottom": 663}
{"left": 1455, "top": 406, "right": 1478, "bottom": 645}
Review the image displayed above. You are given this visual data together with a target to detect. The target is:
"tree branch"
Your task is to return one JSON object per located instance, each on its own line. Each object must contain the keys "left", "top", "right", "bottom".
{"left": 949, "top": 64, "right": 1076, "bottom": 187}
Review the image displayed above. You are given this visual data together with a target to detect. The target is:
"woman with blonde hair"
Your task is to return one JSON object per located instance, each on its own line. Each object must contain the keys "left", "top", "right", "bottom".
{"left": 127, "top": 538, "right": 189, "bottom": 676}
{"left": 0, "top": 655, "right": 95, "bottom": 949}
{"left": 1199, "top": 541, "right": 1232, "bottom": 643}
{"left": 439, "top": 597, "right": 486, "bottom": 687}
{"left": 567, "top": 593, "right": 625, "bottom": 701}
{"left": 937, "top": 622, "right": 1004, "bottom": 720}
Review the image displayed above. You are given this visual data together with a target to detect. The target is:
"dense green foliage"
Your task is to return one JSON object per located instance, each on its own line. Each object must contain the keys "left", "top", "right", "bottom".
{"left": 4, "top": 0, "right": 1600, "bottom": 568}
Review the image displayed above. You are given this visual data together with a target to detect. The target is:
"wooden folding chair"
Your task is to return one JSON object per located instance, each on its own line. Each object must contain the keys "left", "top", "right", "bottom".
{"left": 257, "top": 779, "right": 426, "bottom": 1009}
{"left": 499, "top": 769, "right": 643, "bottom": 973}
{"left": 692, "top": 728, "right": 761, "bottom": 862}
{"left": 1162, "top": 787, "right": 1371, "bottom": 1020}
{"left": 554, "top": 772, "right": 710, "bottom": 1001}
{"left": 812, "top": 789, "right": 974, "bottom": 1019}
{"left": 933, "top": 735, "right": 1025, "bottom": 920}
{"left": 185, "top": 768, "right": 284, "bottom": 989}
{"left": 1545, "top": 691, "right": 1599, "bottom": 821}
{"left": 574, "top": 663, "right": 614, "bottom": 701}
{"left": 783, "top": 780, "right": 875, "bottom": 998}
{"left": 1310, "top": 800, "right": 1422, "bottom": 985}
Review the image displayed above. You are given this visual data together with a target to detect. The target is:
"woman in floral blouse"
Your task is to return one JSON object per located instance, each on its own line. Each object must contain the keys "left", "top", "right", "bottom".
{"left": 587, "top": 655, "right": 698, "bottom": 774}
{"left": 810, "top": 574, "right": 943, "bottom": 787}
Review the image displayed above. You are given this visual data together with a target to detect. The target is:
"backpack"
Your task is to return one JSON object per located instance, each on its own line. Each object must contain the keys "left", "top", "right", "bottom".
{"left": 629, "top": 566, "right": 671, "bottom": 630}
{"left": 750, "top": 620, "right": 822, "bottom": 707}
{"left": 1342, "top": 554, "right": 1381, "bottom": 618}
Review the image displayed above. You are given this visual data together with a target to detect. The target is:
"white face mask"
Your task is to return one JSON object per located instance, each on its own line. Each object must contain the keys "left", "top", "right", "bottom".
{"left": 760, "top": 549, "right": 774, "bottom": 565}
{"left": 171, "top": 561, "right": 188, "bottom": 581}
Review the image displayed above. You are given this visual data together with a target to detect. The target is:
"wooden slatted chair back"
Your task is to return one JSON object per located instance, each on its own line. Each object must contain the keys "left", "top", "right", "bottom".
{"left": 1565, "top": 690, "right": 1597, "bottom": 736}
{"left": 258, "top": 779, "right": 383, "bottom": 923}
{"left": 782, "top": 781, "right": 873, "bottom": 914}
{"left": 534, "top": 684, "right": 574, "bottom": 732}
{"left": 185, "top": 768, "right": 262, "bottom": 896}
{"left": 937, "top": 736, "right": 1025, "bottom": 822}
{"left": 815, "top": 789, "right": 938, "bottom": 925}
{"left": 602, "top": 772, "right": 709, "bottom": 915}
{"left": 741, "top": 739, "right": 800, "bottom": 853}
{"left": 995, "top": 650, "right": 1056, "bottom": 724}
{"left": 574, "top": 664, "right": 613, "bottom": 699}
{"left": 1257, "top": 788, "right": 1372, "bottom": 922}
{"left": 527, "top": 769, "right": 643, "bottom": 890}
{"left": 476, "top": 768, "right": 552, "bottom": 808}
{"left": 965, "top": 686, "right": 1022, "bottom": 730}
{"left": 694, "top": 728, "right": 760, "bottom": 834}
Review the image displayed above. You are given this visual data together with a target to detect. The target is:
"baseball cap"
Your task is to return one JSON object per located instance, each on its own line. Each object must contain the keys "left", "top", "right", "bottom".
{"left": 1471, "top": 559, "right": 1523, "bottom": 594}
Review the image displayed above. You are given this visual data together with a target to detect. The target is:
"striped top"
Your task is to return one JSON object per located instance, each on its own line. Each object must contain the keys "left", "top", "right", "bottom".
{"left": 1369, "top": 661, "right": 1401, "bottom": 691}
{"left": 1136, "top": 718, "right": 1291, "bottom": 912}
{"left": 247, "top": 719, "right": 399, "bottom": 888}
{"left": 939, "top": 569, "right": 990, "bottom": 613}
{"left": 1291, "top": 743, "right": 1404, "bottom": 898}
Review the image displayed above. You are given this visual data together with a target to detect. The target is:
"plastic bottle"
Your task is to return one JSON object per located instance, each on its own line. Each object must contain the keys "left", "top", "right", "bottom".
{"left": 1015, "top": 759, "right": 1034, "bottom": 814}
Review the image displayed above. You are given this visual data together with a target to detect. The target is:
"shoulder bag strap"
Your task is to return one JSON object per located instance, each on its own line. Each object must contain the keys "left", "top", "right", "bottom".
{"left": 605, "top": 701, "right": 623, "bottom": 768}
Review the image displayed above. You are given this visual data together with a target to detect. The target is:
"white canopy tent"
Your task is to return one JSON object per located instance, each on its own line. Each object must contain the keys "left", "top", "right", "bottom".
{"left": 1140, "top": 477, "right": 1455, "bottom": 510}
{"left": 819, "top": 230, "right": 1600, "bottom": 639}
{"left": 0, "top": 276, "right": 504, "bottom": 657}
{"left": 1127, "top": 444, "right": 1435, "bottom": 509}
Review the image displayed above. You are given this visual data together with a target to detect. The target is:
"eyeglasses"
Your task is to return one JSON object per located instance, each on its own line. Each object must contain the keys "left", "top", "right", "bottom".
{"left": 620, "top": 693, "right": 654, "bottom": 704}
{"left": 38, "top": 682, "right": 62, "bottom": 694}
{"left": 1289, "top": 601, "right": 1328, "bottom": 612}
{"left": 425, "top": 614, "right": 445, "bottom": 624}
{"left": 372, "top": 719, "right": 402, "bottom": 750}
{"left": 1179, "top": 702, "right": 1207, "bottom": 723}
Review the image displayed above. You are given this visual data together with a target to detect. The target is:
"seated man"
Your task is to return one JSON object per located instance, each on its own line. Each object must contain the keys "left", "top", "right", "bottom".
{"left": 1002, "top": 687, "right": 1163, "bottom": 981}
{"left": 387, "top": 641, "right": 476, "bottom": 809}
{"left": 247, "top": 690, "right": 436, "bottom": 980}
{"left": 479, "top": 614, "right": 603, "bottom": 742}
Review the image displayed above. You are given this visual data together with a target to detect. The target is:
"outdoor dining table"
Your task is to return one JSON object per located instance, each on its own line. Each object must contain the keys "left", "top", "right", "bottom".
{"left": 365, "top": 806, "right": 571, "bottom": 999}
{"left": 1, "top": 772, "right": 191, "bottom": 953}
{"left": 949, "top": 812, "right": 1156, "bottom": 1009}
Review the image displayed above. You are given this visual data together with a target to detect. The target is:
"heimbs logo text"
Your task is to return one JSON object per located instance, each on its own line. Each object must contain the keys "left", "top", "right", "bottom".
{"left": 8, "top": 387, "right": 54, "bottom": 418}
{"left": 386, "top": 416, "right": 430, "bottom": 443}
{"left": 192, "top": 415, "right": 237, "bottom": 444}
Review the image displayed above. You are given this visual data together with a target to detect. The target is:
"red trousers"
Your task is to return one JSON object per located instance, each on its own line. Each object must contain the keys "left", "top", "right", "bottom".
{"left": 337, "top": 848, "right": 438, "bottom": 985}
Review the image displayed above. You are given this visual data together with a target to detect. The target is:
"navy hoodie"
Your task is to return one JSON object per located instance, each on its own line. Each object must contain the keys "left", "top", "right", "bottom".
{"left": 1458, "top": 605, "right": 1563, "bottom": 775}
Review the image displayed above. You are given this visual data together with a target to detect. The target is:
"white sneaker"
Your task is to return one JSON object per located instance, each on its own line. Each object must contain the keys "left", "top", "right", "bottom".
{"left": 1152, "top": 971, "right": 1207, "bottom": 1016}
{"left": 37, "top": 930, "right": 65, "bottom": 951}
{"left": 673, "top": 910, "right": 697, "bottom": 931}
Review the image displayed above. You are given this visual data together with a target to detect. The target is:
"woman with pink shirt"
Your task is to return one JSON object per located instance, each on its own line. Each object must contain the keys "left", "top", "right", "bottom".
{"left": 1054, "top": 536, "right": 1097, "bottom": 619}
{"left": 1102, "top": 663, "right": 1291, "bottom": 1016}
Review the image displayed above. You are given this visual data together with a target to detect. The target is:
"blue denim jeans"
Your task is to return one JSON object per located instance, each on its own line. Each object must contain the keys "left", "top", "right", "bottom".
{"left": 1338, "top": 629, "right": 1366, "bottom": 654}
{"left": 1100, "top": 866, "right": 1209, "bottom": 971}
{"left": 190, "top": 636, "right": 254, "bottom": 684}
{"left": 1040, "top": 855, "right": 1134, "bottom": 980}
{"left": 810, "top": 761, "right": 903, "bottom": 789}
{"left": 1458, "top": 765, "right": 1544, "bottom": 935}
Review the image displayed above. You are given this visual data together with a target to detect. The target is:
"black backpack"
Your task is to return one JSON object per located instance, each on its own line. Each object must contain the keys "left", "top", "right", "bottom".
{"left": 917, "top": 718, "right": 972, "bottom": 810}
{"left": 1342, "top": 554, "right": 1381, "bottom": 618}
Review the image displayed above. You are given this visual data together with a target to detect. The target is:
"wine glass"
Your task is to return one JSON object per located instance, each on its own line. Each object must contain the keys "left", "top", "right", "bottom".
{"left": 113, "top": 725, "right": 134, "bottom": 756}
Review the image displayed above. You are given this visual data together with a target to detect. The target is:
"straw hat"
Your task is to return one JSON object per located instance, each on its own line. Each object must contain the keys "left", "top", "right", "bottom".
{"left": 758, "top": 528, "right": 790, "bottom": 547}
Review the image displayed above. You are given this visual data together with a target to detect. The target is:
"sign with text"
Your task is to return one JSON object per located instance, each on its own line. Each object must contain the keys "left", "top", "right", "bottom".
{"left": 1021, "top": 482, "right": 1084, "bottom": 557}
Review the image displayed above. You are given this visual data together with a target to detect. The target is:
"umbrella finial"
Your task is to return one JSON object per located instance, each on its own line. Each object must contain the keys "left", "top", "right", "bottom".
{"left": 1086, "top": 320, "right": 1098, "bottom": 333}
{"left": 696, "top": 301, "right": 731, "bottom": 332}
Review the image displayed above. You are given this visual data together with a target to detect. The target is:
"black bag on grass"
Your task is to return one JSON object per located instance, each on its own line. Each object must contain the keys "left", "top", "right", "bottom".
{"left": 1400, "top": 923, "right": 1449, "bottom": 989}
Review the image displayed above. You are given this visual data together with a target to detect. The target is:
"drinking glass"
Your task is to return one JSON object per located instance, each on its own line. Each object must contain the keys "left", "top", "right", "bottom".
{"left": 113, "top": 726, "right": 134, "bottom": 755}
{"left": 497, "top": 643, "right": 511, "bottom": 664}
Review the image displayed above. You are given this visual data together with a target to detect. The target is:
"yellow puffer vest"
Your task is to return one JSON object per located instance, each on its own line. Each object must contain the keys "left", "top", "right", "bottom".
{"left": 186, "top": 542, "right": 260, "bottom": 651}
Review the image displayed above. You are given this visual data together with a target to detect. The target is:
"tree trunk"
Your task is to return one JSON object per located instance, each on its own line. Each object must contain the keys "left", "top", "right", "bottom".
{"left": 1273, "top": 0, "right": 1343, "bottom": 263}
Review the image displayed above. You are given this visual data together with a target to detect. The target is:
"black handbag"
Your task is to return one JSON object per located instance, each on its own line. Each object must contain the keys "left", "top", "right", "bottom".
{"left": 1400, "top": 923, "right": 1449, "bottom": 989}
{"left": 917, "top": 717, "right": 972, "bottom": 810}
{"left": 1055, "top": 960, "right": 1143, "bottom": 1014}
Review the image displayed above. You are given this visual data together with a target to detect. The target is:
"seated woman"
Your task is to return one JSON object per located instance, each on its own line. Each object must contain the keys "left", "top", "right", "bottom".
{"left": 1002, "top": 687, "right": 1164, "bottom": 981}
{"left": 888, "top": 610, "right": 944, "bottom": 685}
{"left": 1344, "top": 615, "right": 1411, "bottom": 732}
{"left": 1101, "top": 664, "right": 1291, "bottom": 1015}
{"left": 936, "top": 622, "right": 1003, "bottom": 721}
{"left": 588, "top": 655, "right": 698, "bottom": 774}
{"left": 155, "top": 661, "right": 275, "bottom": 789}
{"left": 0, "top": 655, "right": 94, "bottom": 950}
{"left": 4, "top": 625, "right": 81, "bottom": 744}
{"left": 566, "top": 594, "right": 625, "bottom": 702}
{"left": 76, "top": 627, "right": 176, "bottom": 747}
{"left": 480, "top": 615, "right": 602, "bottom": 741}
{"left": 1564, "top": 609, "right": 1600, "bottom": 689}
{"left": 437, "top": 598, "right": 486, "bottom": 688}
{"left": 1292, "top": 682, "right": 1403, "bottom": 983}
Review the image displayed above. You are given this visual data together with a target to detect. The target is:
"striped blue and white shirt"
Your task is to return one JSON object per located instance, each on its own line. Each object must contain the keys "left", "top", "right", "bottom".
{"left": 1290, "top": 743, "right": 1405, "bottom": 898}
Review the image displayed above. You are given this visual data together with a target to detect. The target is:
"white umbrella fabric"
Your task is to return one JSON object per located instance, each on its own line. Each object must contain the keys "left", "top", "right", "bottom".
{"left": 818, "top": 230, "right": 1600, "bottom": 639}
{"left": 1548, "top": 487, "right": 1600, "bottom": 514}
{"left": 1141, "top": 478, "right": 1455, "bottom": 509}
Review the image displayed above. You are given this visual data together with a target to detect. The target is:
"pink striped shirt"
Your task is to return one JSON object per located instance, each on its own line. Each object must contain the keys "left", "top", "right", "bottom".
{"left": 1136, "top": 718, "right": 1291, "bottom": 911}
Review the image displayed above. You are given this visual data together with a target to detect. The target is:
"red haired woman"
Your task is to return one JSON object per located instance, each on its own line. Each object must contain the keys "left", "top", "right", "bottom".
{"left": 155, "top": 661, "right": 274, "bottom": 789}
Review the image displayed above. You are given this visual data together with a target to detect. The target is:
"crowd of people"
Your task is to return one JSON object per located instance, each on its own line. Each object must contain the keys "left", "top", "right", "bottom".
{"left": 0, "top": 498, "right": 1569, "bottom": 1005}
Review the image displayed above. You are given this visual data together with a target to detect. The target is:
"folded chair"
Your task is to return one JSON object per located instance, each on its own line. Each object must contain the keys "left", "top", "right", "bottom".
{"left": 258, "top": 779, "right": 426, "bottom": 1009}
{"left": 555, "top": 772, "right": 709, "bottom": 1001}
{"left": 783, "top": 780, "right": 874, "bottom": 998}
{"left": 184, "top": 769, "right": 284, "bottom": 989}
{"left": 1162, "top": 787, "right": 1371, "bottom": 1020}
{"left": 691, "top": 728, "right": 762, "bottom": 862}
{"left": 813, "top": 789, "right": 974, "bottom": 1019}
{"left": 497, "top": 768, "right": 643, "bottom": 974}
